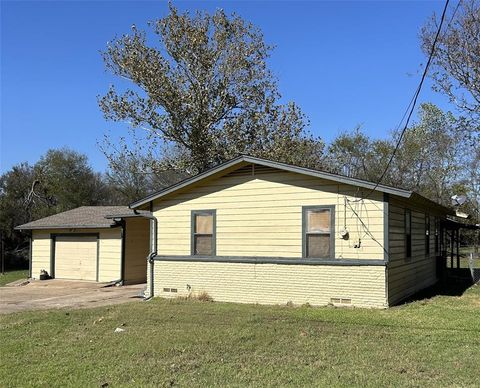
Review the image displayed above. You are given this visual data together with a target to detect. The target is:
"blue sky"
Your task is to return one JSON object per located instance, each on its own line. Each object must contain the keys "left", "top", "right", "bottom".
{"left": 1, "top": 0, "right": 451, "bottom": 173}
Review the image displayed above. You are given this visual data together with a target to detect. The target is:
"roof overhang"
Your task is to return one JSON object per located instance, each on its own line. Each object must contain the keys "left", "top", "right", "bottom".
{"left": 14, "top": 224, "right": 117, "bottom": 231}
{"left": 409, "top": 193, "right": 454, "bottom": 216}
{"left": 104, "top": 210, "right": 151, "bottom": 220}
{"left": 130, "top": 155, "right": 418, "bottom": 209}
{"left": 444, "top": 217, "right": 480, "bottom": 230}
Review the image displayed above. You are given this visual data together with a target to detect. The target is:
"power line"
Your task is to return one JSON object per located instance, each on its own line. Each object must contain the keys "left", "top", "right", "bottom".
{"left": 351, "top": 0, "right": 454, "bottom": 202}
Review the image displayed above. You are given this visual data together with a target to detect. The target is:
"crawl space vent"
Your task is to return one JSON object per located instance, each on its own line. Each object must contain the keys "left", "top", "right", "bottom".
{"left": 163, "top": 288, "right": 178, "bottom": 293}
{"left": 330, "top": 297, "right": 352, "bottom": 305}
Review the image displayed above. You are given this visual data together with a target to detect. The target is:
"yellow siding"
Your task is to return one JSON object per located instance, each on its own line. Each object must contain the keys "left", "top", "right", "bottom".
{"left": 153, "top": 166, "right": 386, "bottom": 260}
{"left": 97, "top": 228, "right": 122, "bottom": 282}
{"left": 150, "top": 261, "right": 387, "bottom": 308}
{"left": 124, "top": 218, "right": 149, "bottom": 284}
{"left": 387, "top": 197, "right": 443, "bottom": 305}
{"left": 30, "top": 228, "right": 122, "bottom": 282}
{"left": 31, "top": 231, "right": 51, "bottom": 279}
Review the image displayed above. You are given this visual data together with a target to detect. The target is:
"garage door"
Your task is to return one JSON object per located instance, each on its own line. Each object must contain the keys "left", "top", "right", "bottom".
{"left": 55, "top": 235, "right": 98, "bottom": 281}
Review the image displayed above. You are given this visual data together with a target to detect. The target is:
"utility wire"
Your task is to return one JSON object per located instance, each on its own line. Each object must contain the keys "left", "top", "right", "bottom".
{"left": 350, "top": 0, "right": 453, "bottom": 202}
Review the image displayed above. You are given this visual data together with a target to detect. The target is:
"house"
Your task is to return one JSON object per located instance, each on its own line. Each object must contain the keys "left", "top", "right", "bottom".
{"left": 16, "top": 206, "right": 151, "bottom": 285}
{"left": 17, "top": 155, "right": 456, "bottom": 307}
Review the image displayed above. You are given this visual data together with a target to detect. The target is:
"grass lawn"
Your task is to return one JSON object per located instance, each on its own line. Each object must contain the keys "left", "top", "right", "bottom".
{"left": 0, "top": 269, "right": 28, "bottom": 287}
{"left": 1, "top": 285, "right": 479, "bottom": 387}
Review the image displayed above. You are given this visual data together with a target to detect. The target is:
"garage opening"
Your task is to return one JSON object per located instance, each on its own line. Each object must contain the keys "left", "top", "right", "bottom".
{"left": 54, "top": 235, "right": 99, "bottom": 281}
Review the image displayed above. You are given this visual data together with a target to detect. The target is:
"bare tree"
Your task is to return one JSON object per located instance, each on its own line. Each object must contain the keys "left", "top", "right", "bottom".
{"left": 99, "top": 4, "right": 323, "bottom": 174}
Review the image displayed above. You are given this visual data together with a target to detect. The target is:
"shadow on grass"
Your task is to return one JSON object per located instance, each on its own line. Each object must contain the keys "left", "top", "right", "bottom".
{"left": 403, "top": 276, "right": 474, "bottom": 305}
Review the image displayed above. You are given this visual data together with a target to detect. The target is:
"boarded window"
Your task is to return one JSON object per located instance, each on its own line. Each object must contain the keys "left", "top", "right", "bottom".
{"left": 307, "top": 210, "right": 330, "bottom": 233}
{"left": 405, "top": 209, "right": 412, "bottom": 259}
{"left": 192, "top": 211, "right": 215, "bottom": 256}
{"left": 304, "top": 207, "right": 333, "bottom": 258}
{"left": 195, "top": 214, "right": 213, "bottom": 234}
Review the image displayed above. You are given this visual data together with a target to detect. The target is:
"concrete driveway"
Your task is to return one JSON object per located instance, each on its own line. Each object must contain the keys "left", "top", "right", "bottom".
{"left": 0, "top": 279, "right": 145, "bottom": 314}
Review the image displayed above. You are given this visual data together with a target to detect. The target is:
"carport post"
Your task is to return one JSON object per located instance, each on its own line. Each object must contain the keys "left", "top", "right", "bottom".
{"left": 456, "top": 229, "right": 460, "bottom": 269}
{"left": 450, "top": 231, "right": 454, "bottom": 269}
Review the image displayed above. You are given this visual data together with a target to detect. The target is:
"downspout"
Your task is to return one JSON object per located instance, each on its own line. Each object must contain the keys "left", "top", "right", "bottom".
{"left": 135, "top": 208, "right": 158, "bottom": 301}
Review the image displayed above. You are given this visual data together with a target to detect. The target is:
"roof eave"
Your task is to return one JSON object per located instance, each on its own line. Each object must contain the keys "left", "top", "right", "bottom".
{"left": 104, "top": 211, "right": 151, "bottom": 219}
{"left": 14, "top": 224, "right": 116, "bottom": 231}
{"left": 409, "top": 192, "right": 454, "bottom": 216}
{"left": 129, "top": 155, "right": 413, "bottom": 208}
{"left": 240, "top": 156, "right": 413, "bottom": 197}
{"left": 129, "top": 156, "right": 249, "bottom": 208}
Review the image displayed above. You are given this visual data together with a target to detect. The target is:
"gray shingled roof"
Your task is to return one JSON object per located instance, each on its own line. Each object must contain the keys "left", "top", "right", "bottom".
{"left": 15, "top": 206, "right": 136, "bottom": 230}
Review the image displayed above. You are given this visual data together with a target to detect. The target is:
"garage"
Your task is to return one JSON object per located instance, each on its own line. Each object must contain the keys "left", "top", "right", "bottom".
{"left": 15, "top": 206, "right": 151, "bottom": 285}
{"left": 53, "top": 235, "right": 98, "bottom": 281}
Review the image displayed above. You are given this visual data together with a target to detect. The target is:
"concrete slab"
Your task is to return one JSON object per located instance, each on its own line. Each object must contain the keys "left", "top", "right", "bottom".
{"left": 0, "top": 279, "right": 146, "bottom": 314}
{"left": 5, "top": 279, "right": 30, "bottom": 287}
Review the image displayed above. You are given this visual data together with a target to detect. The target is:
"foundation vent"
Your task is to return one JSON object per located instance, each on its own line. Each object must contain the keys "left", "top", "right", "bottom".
{"left": 163, "top": 288, "right": 178, "bottom": 293}
{"left": 330, "top": 297, "right": 352, "bottom": 305}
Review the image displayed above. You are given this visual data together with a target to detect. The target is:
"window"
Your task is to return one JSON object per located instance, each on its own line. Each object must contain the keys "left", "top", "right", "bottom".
{"left": 191, "top": 210, "right": 216, "bottom": 256}
{"left": 303, "top": 206, "right": 334, "bottom": 258}
{"left": 405, "top": 209, "right": 412, "bottom": 259}
{"left": 425, "top": 215, "right": 430, "bottom": 255}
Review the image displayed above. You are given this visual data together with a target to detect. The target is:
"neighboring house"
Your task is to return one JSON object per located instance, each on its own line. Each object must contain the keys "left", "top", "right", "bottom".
{"left": 16, "top": 206, "right": 150, "bottom": 285}
{"left": 17, "top": 155, "right": 458, "bottom": 307}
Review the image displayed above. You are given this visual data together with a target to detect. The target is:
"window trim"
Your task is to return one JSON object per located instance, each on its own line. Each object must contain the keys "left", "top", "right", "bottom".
{"left": 302, "top": 205, "right": 335, "bottom": 259}
{"left": 191, "top": 209, "right": 216, "bottom": 257}
{"left": 405, "top": 209, "right": 412, "bottom": 259}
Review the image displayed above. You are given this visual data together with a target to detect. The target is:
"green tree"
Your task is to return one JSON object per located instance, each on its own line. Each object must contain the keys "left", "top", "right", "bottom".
{"left": 421, "top": 1, "right": 479, "bottom": 228}
{"left": 32, "top": 148, "right": 111, "bottom": 216}
{"left": 390, "top": 103, "right": 461, "bottom": 204}
{"left": 325, "top": 127, "right": 392, "bottom": 181}
{"left": 99, "top": 4, "right": 323, "bottom": 173}
{"left": 421, "top": 0, "right": 480, "bottom": 137}
{"left": 0, "top": 163, "right": 37, "bottom": 265}
{"left": 326, "top": 104, "right": 462, "bottom": 207}
{"left": 0, "top": 148, "right": 113, "bottom": 267}
{"left": 104, "top": 148, "right": 186, "bottom": 204}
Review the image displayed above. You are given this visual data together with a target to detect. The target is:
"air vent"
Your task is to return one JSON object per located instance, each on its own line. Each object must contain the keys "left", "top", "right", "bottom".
{"left": 330, "top": 297, "right": 352, "bottom": 305}
{"left": 163, "top": 287, "right": 178, "bottom": 293}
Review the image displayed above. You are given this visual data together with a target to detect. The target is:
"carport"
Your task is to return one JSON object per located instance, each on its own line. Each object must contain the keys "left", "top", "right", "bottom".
{"left": 15, "top": 206, "right": 151, "bottom": 285}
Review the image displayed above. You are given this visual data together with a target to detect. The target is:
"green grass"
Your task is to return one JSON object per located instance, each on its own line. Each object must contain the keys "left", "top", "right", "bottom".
{"left": 1, "top": 286, "right": 479, "bottom": 387}
{"left": 0, "top": 269, "right": 28, "bottom": 287}
{"left": 444, "top": 247, "right": 478, "bottom": 269}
